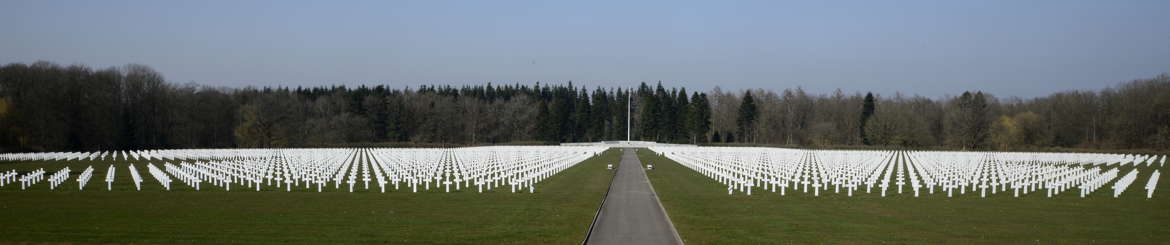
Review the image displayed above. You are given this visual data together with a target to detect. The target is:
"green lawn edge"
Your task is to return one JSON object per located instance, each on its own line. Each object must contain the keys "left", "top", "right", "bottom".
{"left": 0, "top": 149, "right": 621, "bottom": 244}
{"left": 640, "top": 149, "right": 1170, "bottom": 245}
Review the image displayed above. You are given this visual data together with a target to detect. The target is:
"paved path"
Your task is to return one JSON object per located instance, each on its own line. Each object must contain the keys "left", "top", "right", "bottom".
{"left": 585, "top": 149, "right": 683, "bottom": 245}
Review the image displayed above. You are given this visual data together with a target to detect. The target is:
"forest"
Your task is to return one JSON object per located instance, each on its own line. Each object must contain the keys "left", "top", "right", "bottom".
{"left": 1, "top": 61, "right": 1167, "bottom": 152}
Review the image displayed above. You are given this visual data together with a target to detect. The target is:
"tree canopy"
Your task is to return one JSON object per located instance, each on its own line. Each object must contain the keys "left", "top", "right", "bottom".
{"left": 1, "top": 61, "right": 1167, "bottom": 152}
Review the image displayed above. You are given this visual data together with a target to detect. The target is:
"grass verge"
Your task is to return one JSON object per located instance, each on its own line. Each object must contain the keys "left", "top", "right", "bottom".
{"left": 639, "top": 150, "right": 1170, "bottom": 244}
{"left": 0, "top": 149, "right": 620, "bottom": 244}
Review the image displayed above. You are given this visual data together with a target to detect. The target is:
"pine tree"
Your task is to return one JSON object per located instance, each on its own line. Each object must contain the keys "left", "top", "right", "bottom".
{"left": 589, "top": 88, "right": 610, "bottom": 141}
{"left": 536, "top": 101, "right": 556, "bottom": 142}
{"left": 573, "top": 88, "right": 591, "bottom": 142}
{"left": 971, "top": 91, "right": 990, "bottom": 149}
{"left": 610, "top": 88, "right": 628, "bottom": 140}
{"left": 860, "top": 92, "right": 875, "bottom": 145}
{"left": 637, "top": 83, "right": 657, "bottom": 141}
{"left": 736, "top": 91, "right": 758, "bottom": 143}
{"left": 654, "top": 82, "right": 670, "bottom": 141}
{"left": 690, "top": 92, "right": 712, "bottom": 144}
{"left": 675, "top": 87, "right": 691, "bottom": 143}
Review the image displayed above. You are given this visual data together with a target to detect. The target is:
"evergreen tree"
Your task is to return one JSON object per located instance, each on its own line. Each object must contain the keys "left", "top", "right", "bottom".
{"left": 971, "top": 91, "right": 990, "bottom": 149}
{"left": 653, "top": 82, "right": 671, "bottom": 141}
{"left": 736, "top": 91, "right": 758, "bottom": 143}
{"left": 675, "top": 87, "right": 691, "bottom": 143}
{"left": 573, "top": 88, "right": 591, "bottom": 142}
{"left": 637, "top": 83, "right": 657, "bottom": 141}
{"left": 861, "top": 92, "right": 875, "bottom": 145}
{"left": 549, "top": 86, "right": 574, "bottom": 142}
{"left": 690, "top": 92, "right": 712, "bottom": 144}
{"left": 589, "top": 88, "right": 610, "bottom": 141}
{"left": 610, "top": 88, "right": 628, "bottom": 140}
{"left": 536, "top": 101, "right": 556, "bottom": 142}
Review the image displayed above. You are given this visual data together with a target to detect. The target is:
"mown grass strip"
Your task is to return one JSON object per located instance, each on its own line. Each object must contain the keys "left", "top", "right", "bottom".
{"left": 640, "top": 149, "right": 1170, "bottom": 244}
{"left": 0, "top": 149, "right": 620, "bottom": 244}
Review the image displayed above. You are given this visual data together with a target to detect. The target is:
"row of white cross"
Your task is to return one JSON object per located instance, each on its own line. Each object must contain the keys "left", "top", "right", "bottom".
{"left": 47, "top": 167, "right": 70, "bottom": 190}
{"left": 164, "top": 162, "right": 202, "bottom": 191}
{"left": 650, "top": 146, "right": 1164, "bottom": 199}
{"left": 9, "top": 147, "right": 1165, "bottom": 167}
{"left": 0, "top": 148, "right": 313, "bottom": 162}
{"left": 1079, "top": 168, "right": 1116, "bottom": 198}
{"left": 1, "top": 170, "right": 17, "bottom": 187}
{"left": 0, "top": 146, "right": 608, "bottom": 193}
{"left": 77, "top": 166, "right": 94, "bottom": 190}
{"left": 17, "top": 169, "right": 46, "bottom": 190}
{"left": 146, "top": 163, "right": 172, "bottom": 191}
{"left": 1113, "top": 169, "right": 1139, "bottom": 198}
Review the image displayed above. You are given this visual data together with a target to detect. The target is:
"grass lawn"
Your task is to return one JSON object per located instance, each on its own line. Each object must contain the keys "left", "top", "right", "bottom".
{"left": 639, "top": 150, "right": 1170, "bottom": 244}
{"left": 0, "top": 149, "right": 619, "bottom": 244}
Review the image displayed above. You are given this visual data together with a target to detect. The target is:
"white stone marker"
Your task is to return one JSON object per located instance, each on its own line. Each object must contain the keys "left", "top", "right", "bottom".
{"left": 105, "top": 165, "right": 116, "bottom": 191}
{"left": 128, "top": 164, "right": 142, "bottom": 191}
{"left": 1146, "top": 170, "right": 1160, "bottom": 199}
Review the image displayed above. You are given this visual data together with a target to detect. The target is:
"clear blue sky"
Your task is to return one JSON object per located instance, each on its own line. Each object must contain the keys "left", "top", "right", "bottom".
{"left": 2, "top": 0, "right": 1167, "bottom": 97}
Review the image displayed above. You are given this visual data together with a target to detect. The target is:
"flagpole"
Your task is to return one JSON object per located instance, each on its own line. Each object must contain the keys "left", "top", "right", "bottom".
{"left": 627, "top": 87, "right": 631, "bottom": 142}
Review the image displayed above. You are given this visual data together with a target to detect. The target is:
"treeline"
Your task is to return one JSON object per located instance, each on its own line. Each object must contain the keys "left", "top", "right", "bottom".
{"left": 708, "top": 75, "right": 1170, "bottom": 151}
{"left": 0, "top": 62, "right": 707, "bottom": 151}
{"left": 0, "top": 61, "right": 1167, "bottom": 152}
{"left": 0, "top": 62, "right": 237, "bottom": 151}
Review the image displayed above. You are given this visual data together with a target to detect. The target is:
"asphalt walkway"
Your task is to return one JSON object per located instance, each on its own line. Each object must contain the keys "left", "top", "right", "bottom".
{"left": 585, "top": 149, "right": 683, "bottom": 245}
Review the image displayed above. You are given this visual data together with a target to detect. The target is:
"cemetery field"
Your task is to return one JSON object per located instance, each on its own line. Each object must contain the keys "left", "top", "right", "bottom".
{"left": 0, "top": 149, "right": 620, "bottom": 244}
{"left": 639, "top": 150, "right": 1170, "bottom": 244}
